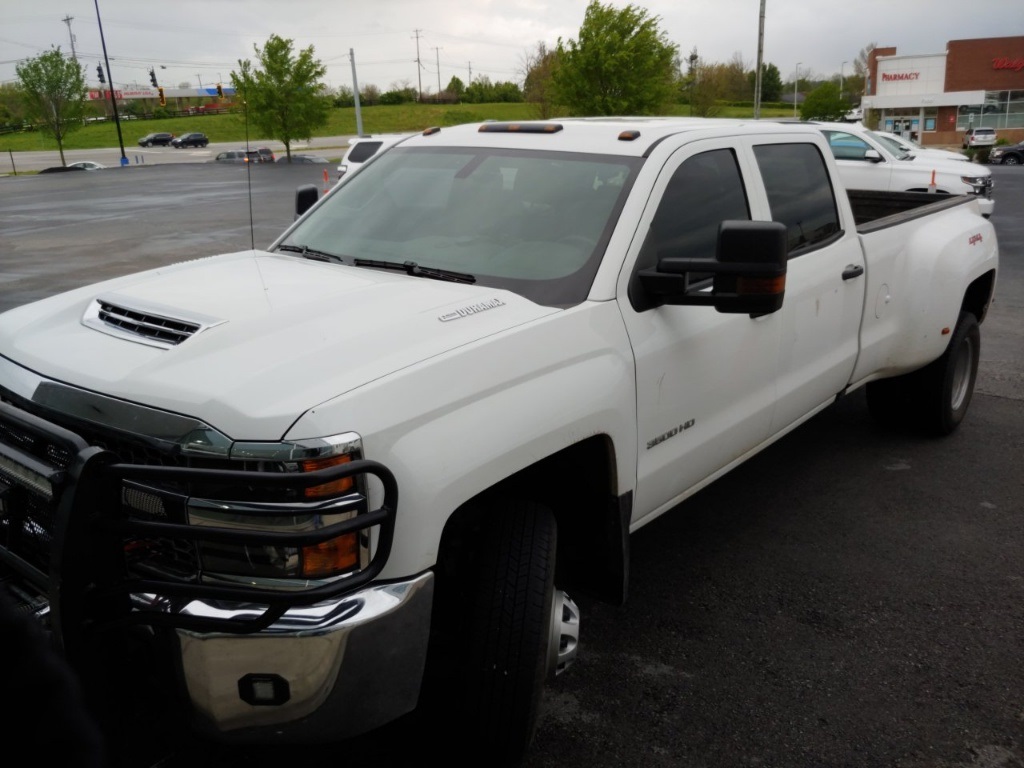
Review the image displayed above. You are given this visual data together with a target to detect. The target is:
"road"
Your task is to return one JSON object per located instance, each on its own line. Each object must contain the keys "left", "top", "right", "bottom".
{"left": 0, "top": 165, "right": 1021, "bottom": 768}
{"left": 0, "top": 135, "right": 354, "bottom": 174}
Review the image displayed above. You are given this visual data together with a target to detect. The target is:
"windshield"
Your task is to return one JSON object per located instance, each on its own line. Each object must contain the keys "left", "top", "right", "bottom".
{"left": 278, "top": 147, "right": 639, "bottom": 307}
{"left": 869, "top": 131, "right": 911, "bottom": 158}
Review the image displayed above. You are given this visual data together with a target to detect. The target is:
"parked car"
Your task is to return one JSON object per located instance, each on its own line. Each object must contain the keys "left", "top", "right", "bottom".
{"left": 810, "top": 121, "right": 994, "bottom": 217}
{"left": 67, "top": 161, "right": 106, "bottom": 171}
{"left": 989, "top": 141, "right": 1024, "bottom": 166}
{"left": 336, "top": 134, "right": 414, "bottom": 181}
{"left": 874, "top": 132, "right": 969, "bottom": 163}
{"left": 212, "top": 149, "right": 260, "bottom": 164}
{"left": 277, "top": 154, "right": 330, "bottom": 164}
{"left": 255, "top": 147, "right": 275, "bottom": 163}
{"left": 137, "top": 132, "right": 174, "bottom": 147}
{"left": 171, "top": 132, "right": 209, "bottom": 148}
{"left": 963, "top": 127, "right": 997, "bottom": 149}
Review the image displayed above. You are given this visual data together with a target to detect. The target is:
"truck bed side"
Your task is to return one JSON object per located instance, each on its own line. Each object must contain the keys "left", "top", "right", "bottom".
{"left": 847, "top": 193, "right": 998, "bottom": 385}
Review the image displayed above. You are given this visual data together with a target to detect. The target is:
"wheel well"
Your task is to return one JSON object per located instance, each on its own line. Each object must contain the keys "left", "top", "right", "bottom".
{"left": 963, "top": 270, "right": 996, "bottom": 324}
{"left": 436, "top": 435, "right": 629, "bottom": 609}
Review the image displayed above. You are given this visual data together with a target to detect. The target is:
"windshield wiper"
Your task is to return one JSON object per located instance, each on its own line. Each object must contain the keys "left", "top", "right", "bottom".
{"left": 277, "top": 244, "right": 344, "bottom": 263}
{"left": 353, "top": 258, "right": 476, "bottom": 284}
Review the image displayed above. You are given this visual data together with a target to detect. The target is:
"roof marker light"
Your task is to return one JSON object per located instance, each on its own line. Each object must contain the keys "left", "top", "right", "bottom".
{"left": 478, "top": 122, "right": 563, "bottom": 134}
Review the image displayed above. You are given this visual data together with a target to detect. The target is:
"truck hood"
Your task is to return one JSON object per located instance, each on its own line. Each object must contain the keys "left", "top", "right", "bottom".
{"left": 0, "top": 250, "right": 559, "bottom": 438}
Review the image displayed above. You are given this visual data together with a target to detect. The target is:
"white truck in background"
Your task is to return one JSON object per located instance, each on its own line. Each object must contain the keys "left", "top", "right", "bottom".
{"left": 812, "top": 120, "right": 995, "bottom": 217}
{"left": 0, "top": 117, "right": 998, "bottom": 765}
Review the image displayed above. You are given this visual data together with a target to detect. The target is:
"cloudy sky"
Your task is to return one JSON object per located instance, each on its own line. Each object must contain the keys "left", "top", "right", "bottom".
{"left": 1, "top": 0, "right": 1018, "bottom": 94}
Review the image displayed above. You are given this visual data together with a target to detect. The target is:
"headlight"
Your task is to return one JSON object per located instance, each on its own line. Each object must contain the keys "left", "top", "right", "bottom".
{"left": 121, "top": 432, "right": 372, "bottom": 584}
{"left": 193, "top": 433, "right": 367, "bottom": 581}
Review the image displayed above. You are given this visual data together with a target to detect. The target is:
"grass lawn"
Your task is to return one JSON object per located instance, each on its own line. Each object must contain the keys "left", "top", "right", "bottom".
{"left": 0, "top": 103, "right": 796, "bottom": 154}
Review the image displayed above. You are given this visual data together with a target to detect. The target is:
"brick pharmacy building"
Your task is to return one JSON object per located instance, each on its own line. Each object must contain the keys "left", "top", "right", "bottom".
{"left": 861, "top": 36, "right": 1024, "bottom": 146}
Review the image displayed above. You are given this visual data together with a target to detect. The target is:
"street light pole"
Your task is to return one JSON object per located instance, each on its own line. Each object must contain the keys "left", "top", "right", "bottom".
{"left": 840, "top": 61, "right": 847, "bottom": 103}
{"left": 92, "top": 0, "right": 127, "bottom": 165}
{"left": 793, "top": 62, "right": 801, "bottom": 118}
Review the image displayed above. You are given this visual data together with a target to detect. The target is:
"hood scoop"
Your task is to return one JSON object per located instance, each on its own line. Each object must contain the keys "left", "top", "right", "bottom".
{"left": 82, "top": 295, "right": 226, "bottom": 349}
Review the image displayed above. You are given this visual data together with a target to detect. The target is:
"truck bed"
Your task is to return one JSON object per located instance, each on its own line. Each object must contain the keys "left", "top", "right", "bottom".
{"left": 846, "top": 189, "right": 976, "bottom": 231}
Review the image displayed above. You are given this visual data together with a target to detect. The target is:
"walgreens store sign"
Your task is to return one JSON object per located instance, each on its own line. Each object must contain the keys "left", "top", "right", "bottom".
{"left": 992, "top": 57, "right": 1024, "bottom": 71}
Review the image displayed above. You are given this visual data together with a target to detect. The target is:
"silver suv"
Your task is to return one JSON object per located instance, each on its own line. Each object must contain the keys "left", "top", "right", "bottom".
{"left": 963, "top": 127, "right": 997, "bottom": 149}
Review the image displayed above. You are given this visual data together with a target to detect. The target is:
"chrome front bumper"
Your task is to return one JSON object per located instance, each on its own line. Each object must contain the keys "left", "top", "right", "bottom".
{"left": 179, "top": 571, "right": 434, "bottom": 742}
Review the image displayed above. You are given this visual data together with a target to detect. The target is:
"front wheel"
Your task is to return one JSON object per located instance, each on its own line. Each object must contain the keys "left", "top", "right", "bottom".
{"left": 425, "top": 498, "right": 578, "bottom": 766}
{"left": 1004, "top": 155, "right": 1021, "bottom": 166}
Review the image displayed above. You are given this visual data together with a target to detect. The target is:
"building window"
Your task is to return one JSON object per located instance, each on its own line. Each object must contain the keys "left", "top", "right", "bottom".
{"left": 957, "top": 90, "right": 1024, "bottom": 131}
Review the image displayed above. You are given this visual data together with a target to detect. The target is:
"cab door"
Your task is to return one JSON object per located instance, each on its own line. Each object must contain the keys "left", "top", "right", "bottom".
{"left": 619, "top": 140, "right": 780, "bottom": 526}
{"left": 748, "top": 140, "right": 866, "bottom": 434}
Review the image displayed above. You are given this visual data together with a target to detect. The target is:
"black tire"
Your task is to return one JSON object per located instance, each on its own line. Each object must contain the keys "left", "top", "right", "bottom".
{"left": 865, "top": 311, "right": 980, "bottom": 436}
{"left": 145, "top": 141, "right": 152, "bottom": 147}
{"left": 1004, "top": 155, "right": 1021, "bottom": 166}
{"left": 445, "top": 499, "right": 557, "bottom": 765}
{"left": 912, "top": 311, "right": 980, "bottom": 436}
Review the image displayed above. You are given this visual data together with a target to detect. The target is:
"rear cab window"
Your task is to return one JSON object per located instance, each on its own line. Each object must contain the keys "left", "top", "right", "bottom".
{"left": 752, "top": 142, "right": 842, "bottom": 256}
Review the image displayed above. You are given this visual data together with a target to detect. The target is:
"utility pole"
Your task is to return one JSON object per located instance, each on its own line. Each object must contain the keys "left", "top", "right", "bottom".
{"left": 196, "top": 74, "right": 203, "bottom": 89}
{"left": 468, "top": 62, "right": 472, "bottom": 84}
{"left": 412, "top": 29, "right": 423, "bottom": 101}
{"left": 794, "top": 62, "right": 801, "bottom": 118}
{"left": 753, "top": 0, "right": 765, "bottom": 119}
{"left": 435, "top": 47, "right": 443, "bottom": 95}
{"left": 61, "top": 15, "right": 78, "bottom": 61}
{"left": 350, "top": 48, "right": 364, "bottom": 137}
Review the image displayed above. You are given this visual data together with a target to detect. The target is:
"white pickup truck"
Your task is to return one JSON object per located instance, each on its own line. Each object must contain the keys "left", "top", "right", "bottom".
{"left": 0, "top": 118, "right": 998, "bottom": 765}
{"left": 811, "top": 120, "right": 995, "bottom": 217}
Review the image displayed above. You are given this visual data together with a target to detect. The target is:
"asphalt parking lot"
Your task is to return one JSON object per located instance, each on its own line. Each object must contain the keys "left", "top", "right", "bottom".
{"left": 0, "top": 163, "right": 1021, "bottom": 768}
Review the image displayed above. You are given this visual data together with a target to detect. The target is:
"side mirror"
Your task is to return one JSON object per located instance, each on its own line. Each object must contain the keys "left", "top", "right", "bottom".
{"left": 295, "top": 184, "right": 319, "bottom": 219}
{"left": 864, "top": 149, "right": 883, "bottom": 163}
{"left": 638, "top": 220, "right": 788, "bottom": 315}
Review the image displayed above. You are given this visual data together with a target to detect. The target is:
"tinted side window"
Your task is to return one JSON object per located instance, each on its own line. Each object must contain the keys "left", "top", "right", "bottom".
{"left": 753, "top": 142, "right": 841, "bottom": 256}
{"left": 648, "top": 149, "right": 750, "bottom": 261}
{"left": 629, "top": 148, "right": 750, "bottom": 309}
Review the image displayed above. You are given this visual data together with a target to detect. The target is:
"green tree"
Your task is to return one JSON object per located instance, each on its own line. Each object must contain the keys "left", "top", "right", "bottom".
{"left": 522, "top": 41, "right": 561, "bottom": 118}
{"left": 552, "top": 1, "right": 678, "bottom": 115}
{"left": 687, "top": 55, "right": 724, "bottom": 118}
{"left": 0, "top": 82, "right": 27, "bottom": 130}
{"left": 231, "top": 35, "right": 328, "bottom": 162}
{"left": 720, "top": 52, "right": 752, "bottom": 102}
{"left": 748, "top": 62, "right": 783, "bottom": 102}
{"left": 445, "top": 76, "right": 466, "bottom": 101}
{"left": 15, "top": 47, "right": 86, "bottom": 165}
{"left": 800, "top": 81, "right": 847, "bottom": 121}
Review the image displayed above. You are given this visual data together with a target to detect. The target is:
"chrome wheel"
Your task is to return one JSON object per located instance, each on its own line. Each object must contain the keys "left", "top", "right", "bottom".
{"left": 547, "top": 588, "right": 580, "bottom": 679}
{"left": 949, "top": 330, "right": 975, "bottom": 413}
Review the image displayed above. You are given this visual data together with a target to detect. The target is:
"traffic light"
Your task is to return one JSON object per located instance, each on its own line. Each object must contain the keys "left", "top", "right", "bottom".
{"left": 97, "top": 64, "right": 105, "bottom": 84}
{"left": 149, "top": 68, "right": 158, "bottom": 87}
{"left": 158, "top": 87, "right": 166, "bottom": 107}
{"left": 216, "top": 83, "right": 224, "bottom": 98}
